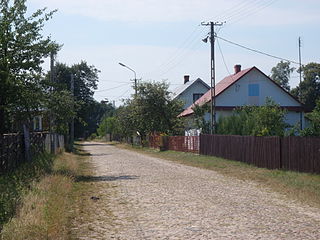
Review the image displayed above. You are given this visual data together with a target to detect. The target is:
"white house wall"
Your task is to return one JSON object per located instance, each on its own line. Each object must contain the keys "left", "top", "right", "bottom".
{"left": 202, "top": 68, "right": 305, "bottom": 129}
{"left": 178, "top": 82, "right": 210, "bottom": 109}
{"left": 216, "top": 69, "right": 301, "bottom": 107}
{"left": 203, "top": 110, "right": 305, "bottom": 129}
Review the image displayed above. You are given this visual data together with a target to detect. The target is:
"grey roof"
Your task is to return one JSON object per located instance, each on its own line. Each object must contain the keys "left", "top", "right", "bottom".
{"left": 172, "top": 78, "right": 210, "bottom": 99}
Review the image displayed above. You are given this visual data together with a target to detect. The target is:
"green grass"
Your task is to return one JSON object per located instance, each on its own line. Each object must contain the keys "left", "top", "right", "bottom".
{"left": 119, "top": 144, "right": 320, "bottom": 208}
{"left": 0, "top": 152, "right": 54, "bottom": 230}
{"left": 1, "top": 143, "right": 115, "bottom": 240}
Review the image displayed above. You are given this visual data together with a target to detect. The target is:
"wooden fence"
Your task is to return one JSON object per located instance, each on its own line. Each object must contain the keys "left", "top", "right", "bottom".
{"left": 200, "top": 134, "right": 320, "bottom": 174}
{"left": 148, "top": 135, "right": 199, "bottom": 153}
{"left": 0, "top": 132, "right": 64, "bottom": 174}
{"left": 168, "top": 136, "right": 199, "bottom": 153}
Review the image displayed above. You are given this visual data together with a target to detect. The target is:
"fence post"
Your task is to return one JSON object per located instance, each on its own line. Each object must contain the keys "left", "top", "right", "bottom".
{"left": 159, "top": 136, "right": 168, "bottom": 151}
{"left": 23, "top": 124, "right": 31, "bottom": 162}
{"left": 279, "top": 136, "right": 282, "bottom": 170}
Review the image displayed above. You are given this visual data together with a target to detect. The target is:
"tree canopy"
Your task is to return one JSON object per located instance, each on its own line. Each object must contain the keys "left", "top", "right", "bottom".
{"left": 0, "top": 0, "right": 60, "bottom": 133}
{"left": 291, "top": 62, "right": 320, "bottom": 111}
{"left": 270, "top": 61, "right": 294, "bottom": 91}
{"left": 300, "top": 99, "right": 320, "bottom": 136}
{"left": 98, "top": 81, "right": 184, "bottom": 139}
{"left": 53, "top": 61, "right": 113, "bottom": 138}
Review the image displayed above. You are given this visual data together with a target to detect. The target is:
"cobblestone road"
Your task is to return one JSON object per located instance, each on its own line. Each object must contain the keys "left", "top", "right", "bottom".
{"left": 77, "top": 142, "right": 320, "bottom": 240}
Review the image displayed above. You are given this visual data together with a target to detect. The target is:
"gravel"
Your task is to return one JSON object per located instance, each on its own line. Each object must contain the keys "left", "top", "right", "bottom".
{"left": 77, "top": 142, "right": 320, "bottom": 240}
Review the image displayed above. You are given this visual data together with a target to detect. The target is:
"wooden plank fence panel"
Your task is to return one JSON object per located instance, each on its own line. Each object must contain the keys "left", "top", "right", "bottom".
{"left": 168, "top": 136, "right": 199, "bottom": 153}
{"left": 282, "top": 136, "right": 320, "bottom": 174}
{"left": 200, "top": 134, "right": 281, "bottom": 170}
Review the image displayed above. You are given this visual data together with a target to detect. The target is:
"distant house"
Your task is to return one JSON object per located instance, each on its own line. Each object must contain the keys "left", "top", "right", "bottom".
{"left": 179, "top": 65, "right": 306, "bottom": 129}
{"left": 172, "top": 75, "right": 210, "bottom": 110}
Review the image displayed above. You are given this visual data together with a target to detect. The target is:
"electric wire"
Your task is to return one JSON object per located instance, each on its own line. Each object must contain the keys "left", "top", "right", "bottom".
{"left": 226, "top": 0, "right": 279, "bottom": 26}
{"left": 217, "top": 35, "right": 300, "bottom": 65}
{"left": 95, "top": 83, "right": 129, "bottom": 93}
{"left": 144, "top": 0, "right": 280, "bottom": 80}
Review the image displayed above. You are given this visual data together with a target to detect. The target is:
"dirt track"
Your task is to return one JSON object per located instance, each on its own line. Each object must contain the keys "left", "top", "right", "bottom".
{"left": 74, "top": 142, "right": 320, "bottom": 239}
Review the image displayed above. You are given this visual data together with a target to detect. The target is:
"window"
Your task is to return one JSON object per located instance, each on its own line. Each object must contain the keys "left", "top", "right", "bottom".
{"left": 248, "top": 84, "right": 260, "bottom": 96}
{"left": 193, "top": 93, "right": 203, "bottom": 103}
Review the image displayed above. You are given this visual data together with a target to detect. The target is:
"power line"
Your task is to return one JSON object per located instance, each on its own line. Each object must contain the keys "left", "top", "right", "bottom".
{"left": 95, "top": 83, "right": 129, "bottom": 93}
{"left": 217, "top": 35, "right": 300, "bottom": 65}
{"left": 224, "top": 0, "right": 278, "bottom": 25}
{"left": 217, "top": 0, "right": 279, "bottom": 33}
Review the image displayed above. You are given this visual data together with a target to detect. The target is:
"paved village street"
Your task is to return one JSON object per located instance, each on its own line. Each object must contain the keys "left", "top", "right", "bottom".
{"left": 75, "top": 142, "right": 320, "bottom": 240}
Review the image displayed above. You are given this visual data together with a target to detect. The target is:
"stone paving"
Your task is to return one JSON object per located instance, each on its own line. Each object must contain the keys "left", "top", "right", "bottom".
{"left": 75, "top": 142, "right": 320, "bottom": 240}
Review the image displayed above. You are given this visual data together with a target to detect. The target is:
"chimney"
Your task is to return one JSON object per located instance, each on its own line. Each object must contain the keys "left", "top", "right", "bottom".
{"left": 184, "top": 75, "right": 190, "bottom": 84}
{"left": 234, "top": 64, "right": 241, "bottom": 74}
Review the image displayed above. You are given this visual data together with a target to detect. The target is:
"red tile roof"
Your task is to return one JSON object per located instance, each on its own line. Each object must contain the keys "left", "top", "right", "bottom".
{"left": 179, "top": 67, "right": 254, "bottom": 117}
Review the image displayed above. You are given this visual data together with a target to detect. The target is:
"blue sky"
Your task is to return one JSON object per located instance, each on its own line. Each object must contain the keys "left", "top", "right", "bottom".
{"left": 28, "top": 0, "right": 320, "bottom": 106}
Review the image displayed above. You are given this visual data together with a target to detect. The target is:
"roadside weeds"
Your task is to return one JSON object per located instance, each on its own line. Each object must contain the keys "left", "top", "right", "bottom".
{"left": 1, "top": 144, "right": 115, "bottom": 240}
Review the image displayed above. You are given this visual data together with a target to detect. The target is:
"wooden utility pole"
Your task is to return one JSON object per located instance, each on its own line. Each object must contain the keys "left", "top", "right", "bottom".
{"left": 201, "top": 21, "right": 224, "bottom": 134}
{"left": 50, "top": 51, "right": 55, "bottom": 153}
{"left": 298, "top": 37, "right": 303, "bottom": 130}
{"left": 70, "top": 73, "right": 75, "bottom": 152}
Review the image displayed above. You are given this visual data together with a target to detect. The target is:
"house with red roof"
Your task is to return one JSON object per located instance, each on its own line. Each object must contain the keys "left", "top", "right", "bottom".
{"left": 179, "top": 65, "right": 306, "bottom": 130}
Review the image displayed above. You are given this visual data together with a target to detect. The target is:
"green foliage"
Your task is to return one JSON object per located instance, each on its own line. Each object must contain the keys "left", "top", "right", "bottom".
{"left": 0, "top": 152, "right": 54, "bottom": 229}
{"left": 0, "top": 0, "right": 60, "bottom": 133}
{"left": 300, "top": 99, "right": 320, "bottom": 136}
{"left": 291, "top": 62, "right": 320, "bottom": 111}
{"left": 53, "top": 62, "right": 113, "bottom": 138}
{"left": 191, "top": 103, "right": 210, "bottom": 134}
{"left": 131, "top": 81, "right": 184, "bottom": 137}
{"left": 97, "top": 116, "right": 117, "bottom": 137}
{"left": 270, "top": 61, "right": 294, "bottom": 91}
{"left": 108, "top": 81, "right": 184, "bottom": 139}
{"left": 45, "top": 90, "right": 78, "bottom": 134}
{"left": 217, "top": 98, "right": 288, "bottom": 136}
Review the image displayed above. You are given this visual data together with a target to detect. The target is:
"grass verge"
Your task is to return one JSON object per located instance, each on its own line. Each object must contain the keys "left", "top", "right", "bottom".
{"left": 0, "top": 145, "right": 94, "bottom": 240}
{"left": 1, "top": 143, "right": 116, "bottom": 240}
{"left": 118, "top": 144, "right": 320, "bottom": 208}
{"left": 0, "top": 152, "right": 54, "bottom": 230}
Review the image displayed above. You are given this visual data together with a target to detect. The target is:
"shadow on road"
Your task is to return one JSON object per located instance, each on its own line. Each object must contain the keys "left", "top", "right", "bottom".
{"left": 76, "top": 175, "right": 139, "bottom": 182}
{"left": 90, "top": 153, "right": 112, "bottom": 157}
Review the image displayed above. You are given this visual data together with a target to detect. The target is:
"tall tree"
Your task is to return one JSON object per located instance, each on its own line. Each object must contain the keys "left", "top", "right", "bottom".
{"left": 270, "top": 61, "right": 294, "bottom": 91}
{"left": 111, "top": 81, "right": 184, "bottom": 139}
{"left": 0, "top": 0, "right": 59, "bottom": 133}
{"left": 53, "top": 61, "right": 113, "bottom": 138}
{"left": 291, "top": 62, "right": 320, "bottom": 111}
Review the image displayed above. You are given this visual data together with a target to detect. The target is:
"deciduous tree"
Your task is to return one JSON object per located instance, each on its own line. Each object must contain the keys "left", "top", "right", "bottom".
{"left": 0, "top": 0, "right": 60, "bottom": 133}
{"left": 270, "top": 61, "right": 294, "bottom": 91}
{"left": 291, "top": 62, "right": 320, "bottom": 111}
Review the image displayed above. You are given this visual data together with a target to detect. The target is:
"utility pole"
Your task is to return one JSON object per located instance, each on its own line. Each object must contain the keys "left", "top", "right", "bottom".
{"left": 201, "top": 21, "right": 224, "bottom": 134}
{"left": 50, "top": 51, "right": 55, "bottom": 153}
{"left": 298, "top": 37, "right": 303, "bottom": 130}
{"left": 70, "top": 73, "right": 74, "bottom": 152}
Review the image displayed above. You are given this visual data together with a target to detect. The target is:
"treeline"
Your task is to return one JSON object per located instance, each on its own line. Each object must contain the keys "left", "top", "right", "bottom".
{"left": 0, "top": 0, "right": 113, "bottom": 138}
